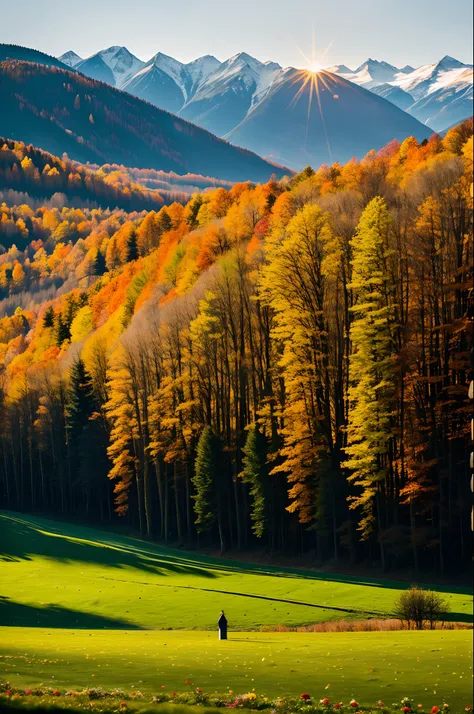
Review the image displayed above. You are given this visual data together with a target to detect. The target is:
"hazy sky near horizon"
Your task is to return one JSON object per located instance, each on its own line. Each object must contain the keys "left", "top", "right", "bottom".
{"left": 1, "top": 0, "right": 472, "bottom": 68}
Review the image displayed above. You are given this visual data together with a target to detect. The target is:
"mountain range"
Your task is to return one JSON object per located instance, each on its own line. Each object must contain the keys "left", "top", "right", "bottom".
{"left": 58, "top": 46, "right": 472, "bottom": 165}
{"left": 56, "top": 46, "right": 442, "bottom": 168}
{"left": 331, "top": 55, "right": 473, "bottom": 131}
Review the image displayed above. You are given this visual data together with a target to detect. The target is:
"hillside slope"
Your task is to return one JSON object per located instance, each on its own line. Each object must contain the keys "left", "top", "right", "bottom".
{"left": 0, "top": 61, "right": 288, "bottom": 182}
{"left": 0, "top": 43, "right": 68, "bottom": 69}
{"left": 1, "top": 513, "right": 471, "bottom": 631}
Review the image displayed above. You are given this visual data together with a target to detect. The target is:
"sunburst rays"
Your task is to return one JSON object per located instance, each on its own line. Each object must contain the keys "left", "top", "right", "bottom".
{"left": 288, "top": 69, "right": 336, "bottom": 162}
{"left": 290, "top": 31, "right": 336, "bottom": 162}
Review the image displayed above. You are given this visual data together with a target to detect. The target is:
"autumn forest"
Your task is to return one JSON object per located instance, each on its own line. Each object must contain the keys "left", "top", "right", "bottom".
{"left": 0, "top": 119, "right": 473, "bottom": 576}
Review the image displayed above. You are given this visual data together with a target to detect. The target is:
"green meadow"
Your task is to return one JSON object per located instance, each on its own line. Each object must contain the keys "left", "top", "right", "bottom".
{"left": 0, "top": 512, "right": 472, "bottom": 710}
{"left": 0, "top": 513, "right": 471, "bottom": 631}
{"left": 1, "top": 628, "right": 473, "bottom": 708}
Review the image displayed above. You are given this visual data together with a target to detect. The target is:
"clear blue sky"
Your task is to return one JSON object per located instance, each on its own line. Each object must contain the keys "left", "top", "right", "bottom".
{"left": 2, "top": 0, "right": 473, "bottom": 68}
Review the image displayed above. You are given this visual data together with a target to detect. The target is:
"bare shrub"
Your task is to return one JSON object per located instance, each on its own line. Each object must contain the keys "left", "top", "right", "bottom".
{"left": 393, "top": 587, "right": 451, "bottom": 630}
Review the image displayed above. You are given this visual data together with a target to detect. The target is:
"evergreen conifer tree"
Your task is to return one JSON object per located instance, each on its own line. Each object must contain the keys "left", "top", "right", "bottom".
{"left": 192, "top": 426, "right": 221, "bottom": 534}
{"left": 241, "top": 424, "right": 268, "bottom": 538}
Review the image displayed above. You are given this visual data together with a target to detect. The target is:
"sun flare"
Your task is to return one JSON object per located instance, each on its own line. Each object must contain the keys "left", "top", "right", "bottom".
{"left": 309, "top": 62, "right": 321, "bottom": 74}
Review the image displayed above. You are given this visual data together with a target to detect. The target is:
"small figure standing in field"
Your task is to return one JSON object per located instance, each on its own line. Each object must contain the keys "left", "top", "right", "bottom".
{"left": 218, "top": 610, "right": 228, "bottom": 640}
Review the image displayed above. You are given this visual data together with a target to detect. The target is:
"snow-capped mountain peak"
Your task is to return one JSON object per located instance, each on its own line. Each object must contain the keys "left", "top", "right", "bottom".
{"left": 436, "top": 55, "right": 467, "bottom": 70}
{"left": 226, "top": 52, "right": 265, "bottom": 72}
{"left": 185, "top": 55, "right": 222, "bottom": 91}
{"left": 100, "top": 46, "right": 145, "bottom": 87}
{"left": 146, "top": 52, "right": 190, "bottom": 98}
{"left": 59, "top": 50, "right": 83, "bottom": 68}
{"left": 264, "top": 60, "right": 282, "bottom": 71}
{"left": 98, "top": 46, "right": 122, "bottom": 63}
{"left": 326, "top": 64, "right": 353, "bottom": 74}
{"left": 355, "top": 58, "right": 399, "bottom": 73}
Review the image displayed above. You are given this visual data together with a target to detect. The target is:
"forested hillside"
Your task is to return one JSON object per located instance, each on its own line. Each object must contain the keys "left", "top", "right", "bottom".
{"left": 0, "top": 119, "right": 472, "bottom": 575}
{"left": 0, "top": 60, "right": 288, "bottom": 182}
{"left": 0, "top": 43, "right": 68, "bottom": 69}
{"left": 0, "top": 138, "right": 166, "bottom": 212}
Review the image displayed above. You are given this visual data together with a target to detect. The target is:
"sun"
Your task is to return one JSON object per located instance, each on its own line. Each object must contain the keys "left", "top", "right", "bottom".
{"left": 308, "top": 61, "right": 322, "bottom": 74}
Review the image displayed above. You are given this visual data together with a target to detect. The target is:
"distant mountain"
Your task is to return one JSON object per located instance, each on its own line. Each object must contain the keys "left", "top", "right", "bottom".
{"left": 343, "top": 58, "right": 401, "bottom": 88}
{"left": 325, "top": 64, "right": 352, "bottom": 75}
{"left": 225, "top": 69, "right": 432, "bottom": 169}
{"left": 0, "top": 60, "right": 288, "bottom": 182}
{"left": 98, "top": 46, "right": 145, "bottom": 86}
{"left": 406, "top": 68, "right": 473, "bottom": 131}
{"left": 392, "top": 55, "right": 471, "bottom": 100}
{"left": 371, "top": 83, "right": 415, "bottom": 111}
{"left": 59, "top": 50, "right": 83, "bottom": 68}
{"left": 180, "top": 53, "right": 282, "bottom": 136}
{"left": 122, "top": 52, "right": 189, "bottom": 112}
{"left": 0, "top": 43, "right": 69, "bottom": 69}
{"left": 75, "top": 54, "right": 116, "bottom": 85}
{"left": 329, "top": 55, "right": 473, "bottom": 132}
{"left": 55, "top": 46, "right": 469, "bottom": 169}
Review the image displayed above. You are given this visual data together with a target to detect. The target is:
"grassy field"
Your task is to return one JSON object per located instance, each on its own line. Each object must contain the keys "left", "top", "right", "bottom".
{"left": 0, "top": 512, "right": 472, "bottom": 631}
{"left": 1, "top": 628, "right": 472, "bottom": 708}
{"left": 0, "top": 512, "right": 472, "bottom": 711}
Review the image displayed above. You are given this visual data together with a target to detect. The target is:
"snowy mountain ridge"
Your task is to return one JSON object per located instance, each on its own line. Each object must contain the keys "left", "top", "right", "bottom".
{"left": 58, "top": 47, "right": 473, "bottom": 133}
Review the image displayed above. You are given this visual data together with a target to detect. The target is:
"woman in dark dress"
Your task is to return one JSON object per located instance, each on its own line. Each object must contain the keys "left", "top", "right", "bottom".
{"left": 218, "top": 610, "right": 228, "bottom": 640}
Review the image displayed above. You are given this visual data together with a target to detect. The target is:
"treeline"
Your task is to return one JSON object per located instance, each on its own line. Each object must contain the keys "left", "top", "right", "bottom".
{"left": 0, "top": 138, "right": 165, "bottom": 212}
{"left": 0, "top": 121, "right": 472, "bottom": 574}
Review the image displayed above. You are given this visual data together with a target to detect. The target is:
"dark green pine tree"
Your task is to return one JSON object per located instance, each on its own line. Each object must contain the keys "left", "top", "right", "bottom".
{"left": 93, "top": 249, "right": 107, "bottom": 276}
{"left": 186, "top": 195, "right": 203, "bottom": 230}
{"left": 126, "top": 227, "right": 139, "bottom": 262}
{"left": 78, "top": 416, "right": 110, "bottom": 515}
{"left": 241, "top": 423, "right": 268, "bottom": 538}
{"left": 192, "top": 425, "right": 221, "bottom": 535}
{"left": 157, "top": 209, "right": 172, "bottom": 234}
{"left": 43, "top": 306, "right": 55, "bottom": 328}
{"left": 63, "top": 294, "right": 77, "bottom": 330}
{"left": 66, "top": 359, "right": 96, "bottom": 486}
{"left": 54, "top": 314, "right": 71, "bottom": 347}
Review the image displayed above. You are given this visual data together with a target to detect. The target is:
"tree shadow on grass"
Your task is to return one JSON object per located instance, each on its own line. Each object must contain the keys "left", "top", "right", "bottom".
{"left": 0, "top": 513, "right": 216, "bottom": 579}
{"left": 1, "top": 512, "right": 472, "bottom": 603}
{"left": 0, "top": 595, "right": 143, "bottom": 629}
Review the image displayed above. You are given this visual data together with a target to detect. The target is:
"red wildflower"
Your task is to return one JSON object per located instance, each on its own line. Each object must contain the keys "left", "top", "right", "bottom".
{"left": 431, "top": 708, "right": 440, "bottom": 714}
{"left": 161, "top": 686, "right": 166, "bottom": 689}
{"left": 52, "top": 690, "right": 60, "bottom": 696}
{"left": 6, "top": 691, "right": 11, "bottom": 696}
{"left": 24, "top": 689, "right": 31, "bottom": 696}
{"left": 403, "top": 708, "right": 412, "bottom": 713}
{"left": 320, "top": 698, "right": 330, "bottom": 705}
{"left": 334, "top": 705, "right": 342, "bottom": 710}
{"left": 197, "top": 687, "right": 203, "bottom": 693}
{"left": 300, "top": 693, "right": 311, "bottom": 701}
{"left": 351, "top": 701, "right": 359, "bottom": 709}
{"left": 185, "top": 680, "right": 190, "bottom": 685}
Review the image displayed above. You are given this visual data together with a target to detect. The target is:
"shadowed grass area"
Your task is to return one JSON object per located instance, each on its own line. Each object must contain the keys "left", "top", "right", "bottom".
{"left": 0, "top": 702, "right": 223, "bottom": 714}
{"left": 0, "top": 512, "right": 472, "bottom": 631}
{"left": 0, "top": 597, "right": 143, "bottom": 630}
